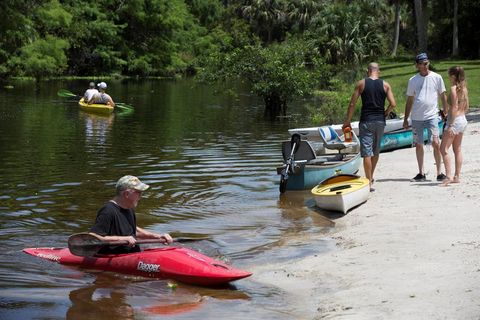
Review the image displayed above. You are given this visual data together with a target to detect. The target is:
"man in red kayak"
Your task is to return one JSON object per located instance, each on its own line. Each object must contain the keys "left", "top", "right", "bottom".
{"left": 90, "top": 175, "right": 173, "bottom": 254}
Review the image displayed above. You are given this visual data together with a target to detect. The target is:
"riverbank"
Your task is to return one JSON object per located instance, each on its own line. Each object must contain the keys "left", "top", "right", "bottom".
{"left": 254, "top": 111, "right": 480, "bottom": 319}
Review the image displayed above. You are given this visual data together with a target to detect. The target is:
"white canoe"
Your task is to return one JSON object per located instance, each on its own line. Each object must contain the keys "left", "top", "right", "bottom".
{"left": 311, "top": 174, "right": 370, "bottom": 214}
{"left": 289, "top": 118, "right": 408, "bottom": 140}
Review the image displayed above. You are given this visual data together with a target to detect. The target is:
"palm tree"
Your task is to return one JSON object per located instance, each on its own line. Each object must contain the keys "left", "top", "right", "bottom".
{"left": 391, "top": 0, "right": 401, "bottom": 57}
{"left": 310, "top": 3, "right": 386, "bottom": 66}
{"left": 414, "top": 0, "right": 428, "bottom": 52}
{"left": 286, "top": 0, "right": 322, "bottom": 32}
{"left": 452, "top": 0, "right": 459, "bottom": 56}
{"left": 240, "top": 0, "right": 287, "bottom": 43}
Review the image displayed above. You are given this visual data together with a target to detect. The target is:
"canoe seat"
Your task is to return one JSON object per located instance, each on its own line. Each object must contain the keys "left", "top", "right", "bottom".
{"left": 318, "top": 126, "right": 358, "bottom": 153}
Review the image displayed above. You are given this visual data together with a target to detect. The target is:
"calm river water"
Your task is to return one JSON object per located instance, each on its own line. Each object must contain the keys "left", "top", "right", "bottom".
{"left": 0, "top": 79, "right": 336, "bottom": 319}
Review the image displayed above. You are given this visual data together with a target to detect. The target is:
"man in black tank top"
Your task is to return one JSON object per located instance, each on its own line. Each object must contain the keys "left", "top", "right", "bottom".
{"left": 343, "top": 63, "right": 397, "bottom": 191}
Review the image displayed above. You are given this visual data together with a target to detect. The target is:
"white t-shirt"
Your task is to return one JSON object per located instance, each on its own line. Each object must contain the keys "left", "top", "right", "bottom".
{"left": 84, "top": 88, "right": 99, "bottom": 102}
{"left": 406, "top": 71, "right": 446, "bottom": 121}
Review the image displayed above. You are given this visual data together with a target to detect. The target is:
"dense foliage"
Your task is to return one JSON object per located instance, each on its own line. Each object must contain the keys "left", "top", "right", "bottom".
{"left": 199, "top": 37, "right": 329, "bottom": 117}
{"left": 1, "top": 0, "right": 478, "bottom": 116}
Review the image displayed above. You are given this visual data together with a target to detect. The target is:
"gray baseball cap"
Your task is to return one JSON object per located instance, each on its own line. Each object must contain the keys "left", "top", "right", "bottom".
{"left": 115, "top": 175, "right": 150, "bottom": 192}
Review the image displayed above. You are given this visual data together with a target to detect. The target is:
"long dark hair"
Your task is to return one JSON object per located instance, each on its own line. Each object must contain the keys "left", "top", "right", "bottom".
{"left": 448, "top": 66, "right": 468, "bottom": 111}
{"left": 448, "top": 66, "right": 466, "bottom": 91}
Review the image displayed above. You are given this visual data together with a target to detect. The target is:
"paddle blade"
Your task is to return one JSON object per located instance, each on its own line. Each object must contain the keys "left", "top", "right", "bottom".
{"left": 57, "top": 89, "right": 79, "bottom": 98}
{"left": 68, "top": 233, "right": 106, "bottom": 256}
{"left": 116, "top": 103, "right": 134, "bottom": 110}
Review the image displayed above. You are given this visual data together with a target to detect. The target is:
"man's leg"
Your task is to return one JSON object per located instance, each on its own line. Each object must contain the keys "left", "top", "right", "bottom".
{"left": 371, "top": 154, "right": 380, "bottom": 181}
{"left": 411, "top": 120, "right": 425, "bottom": 175}
{"left": 363, "top": 156, "right": 373, "bottom": 183}
{"left": 432, "top": 137, "right": 442, "bottom": 176}
{"left": 415, "top": 143, "right": 424, "bottom": 174}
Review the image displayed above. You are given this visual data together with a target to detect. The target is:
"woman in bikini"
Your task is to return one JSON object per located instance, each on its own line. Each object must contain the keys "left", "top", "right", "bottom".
{"left": 440, "top": 66, "right": 469, "bottom": 186}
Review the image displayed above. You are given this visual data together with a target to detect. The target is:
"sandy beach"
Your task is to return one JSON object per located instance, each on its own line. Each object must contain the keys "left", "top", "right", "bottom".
{"left": 254, "top": 110, "right": 480, "bottom": 319}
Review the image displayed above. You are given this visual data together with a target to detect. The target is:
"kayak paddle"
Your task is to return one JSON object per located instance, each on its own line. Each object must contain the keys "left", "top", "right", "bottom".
{"left": 57, "top": 89, "right": 79, "bottom": 98}
{"left": 68, "top": 233, "right": 209, "bottom": 257}
{"left": 57, "top": 89, "right": 134, "bottom": 111}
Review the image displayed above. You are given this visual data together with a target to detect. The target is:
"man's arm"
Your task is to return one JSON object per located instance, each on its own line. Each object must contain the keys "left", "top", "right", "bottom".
{"left": 107, "top": 95, "right": 115, "bottom": 107}
{"left": 440, "top": 91, "right": 448, "bottom": 117}
{"left": 403, "top": 96, "right": 414, "bottom": 129}
{"left": 87, "top": 93, "right": 97, "bottom": 105}
{"left": 384, "top": 81, "right": 397, "bottom": 117}
{"left": 343, "top": 80, "right": 363, "bottom": 130}
{"left": 136, "top": 226, "right": 173, "bottom": 244}
{"left": 89, "top": 232, "right": 137, "bottom": 246}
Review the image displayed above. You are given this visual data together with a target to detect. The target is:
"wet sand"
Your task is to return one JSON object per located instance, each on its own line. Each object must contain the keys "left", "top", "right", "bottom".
{"left": 254, "top": 111, "right": 480, "bottom": 319}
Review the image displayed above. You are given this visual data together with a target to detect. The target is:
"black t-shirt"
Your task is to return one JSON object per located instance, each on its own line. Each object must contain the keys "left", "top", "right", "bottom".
{"left": 90, "top": 201, "right": 140, "bottom": 254}
{"left": 360, "top": 78, "right": 387, "bottom": 123}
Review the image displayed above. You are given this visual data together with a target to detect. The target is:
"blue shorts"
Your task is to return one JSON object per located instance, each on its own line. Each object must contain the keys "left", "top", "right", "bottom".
{"left": 359, "top": 121, "right": 385, "bottom": 157}
{"left": 411, "top": 118, "right": 439, "bottom": 144}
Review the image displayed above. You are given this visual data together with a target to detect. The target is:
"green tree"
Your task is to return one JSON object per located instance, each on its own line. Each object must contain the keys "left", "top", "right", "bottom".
{"left": 185, "top": 0, "right": 224, "bottom": 28}
{"left": 240, "top": 0, "right": 288, "bottom": 43}
{"left": 199, "top": 37, "right": 328, "bottom": 117}
{"left": 34, "top": 0, "right": 73, "bottom": 36}
{"left": 429, "top": 0, "right": 480, "bottom": 58}
{"left": 11, "top": 35, "right": 70, "bottom": 81}
{"left": 456, "top": 0, "right": 480, "bottom": 58}
{"left": 116, "top": 0, "right": 207, "bottom": 76}
{"left": 286, "top": 0, "right": 323, "bottom": 32}
{"left": 61, "top": 0, "right": 125, "bottom": 75}
{"left": 0, "top": 0, "right": 36, "bottom": 79}
{"left": 308, "top": 2, "right": 388, "bottom": 66}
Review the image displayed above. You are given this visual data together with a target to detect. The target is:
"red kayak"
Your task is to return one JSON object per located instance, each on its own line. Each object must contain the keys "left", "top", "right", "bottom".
{"left": 23, "top": 246, "right": 252, "bottom": 286}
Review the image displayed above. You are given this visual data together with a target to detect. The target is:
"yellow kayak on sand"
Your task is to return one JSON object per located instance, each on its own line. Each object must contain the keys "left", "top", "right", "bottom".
{"left": 78, "top": 98, "right": 114, "bottom": 115}
{"left": 311, "top": 174, "right": 370, "bottom": 214}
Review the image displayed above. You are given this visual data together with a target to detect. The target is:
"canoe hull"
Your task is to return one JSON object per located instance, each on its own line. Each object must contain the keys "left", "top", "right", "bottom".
{"left": 381, "top": 121, "right": 444, "bottom": 151}
{"left": 79, "top": 98, "right": 113, "bottom": 115}
{"left": 283, "top": 153, "right": 362, "bottom": 190}
{"left": 311, "top": 175, "right": 370, "bottom": 213}
{"left": 23, "top": 246, "right": 251, "bottom": 286}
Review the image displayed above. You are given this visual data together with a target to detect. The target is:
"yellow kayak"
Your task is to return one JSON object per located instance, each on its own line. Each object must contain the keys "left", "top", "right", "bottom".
{"left": 311, "top": 174, "right": 370, "bottom": 213}
{"left": 78, "top": 98, "right": 114, "bottom": 115}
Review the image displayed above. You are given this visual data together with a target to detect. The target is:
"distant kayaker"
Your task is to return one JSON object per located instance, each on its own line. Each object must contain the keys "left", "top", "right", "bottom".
{"left": 403, "top": 53, "right": 448, "bottom": 182}
{"left": 343, "top": 62, "right": 397, "bottom": 192}
{"left": 83, "top": 81, "right": 98, "bottom": 102}
{"left": 89, "top": 175, "right": 173, "bottom": 254}
{"left": 88, "top": 82, "right": 115, "bottom": 107}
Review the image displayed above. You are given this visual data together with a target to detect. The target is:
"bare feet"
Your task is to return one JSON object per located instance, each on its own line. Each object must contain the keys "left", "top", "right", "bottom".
{"left": 441, "top": 176, "right": 460, "bottom": 186}
{"left": 441, "top": 178, "right": 452, "bottom": 187}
